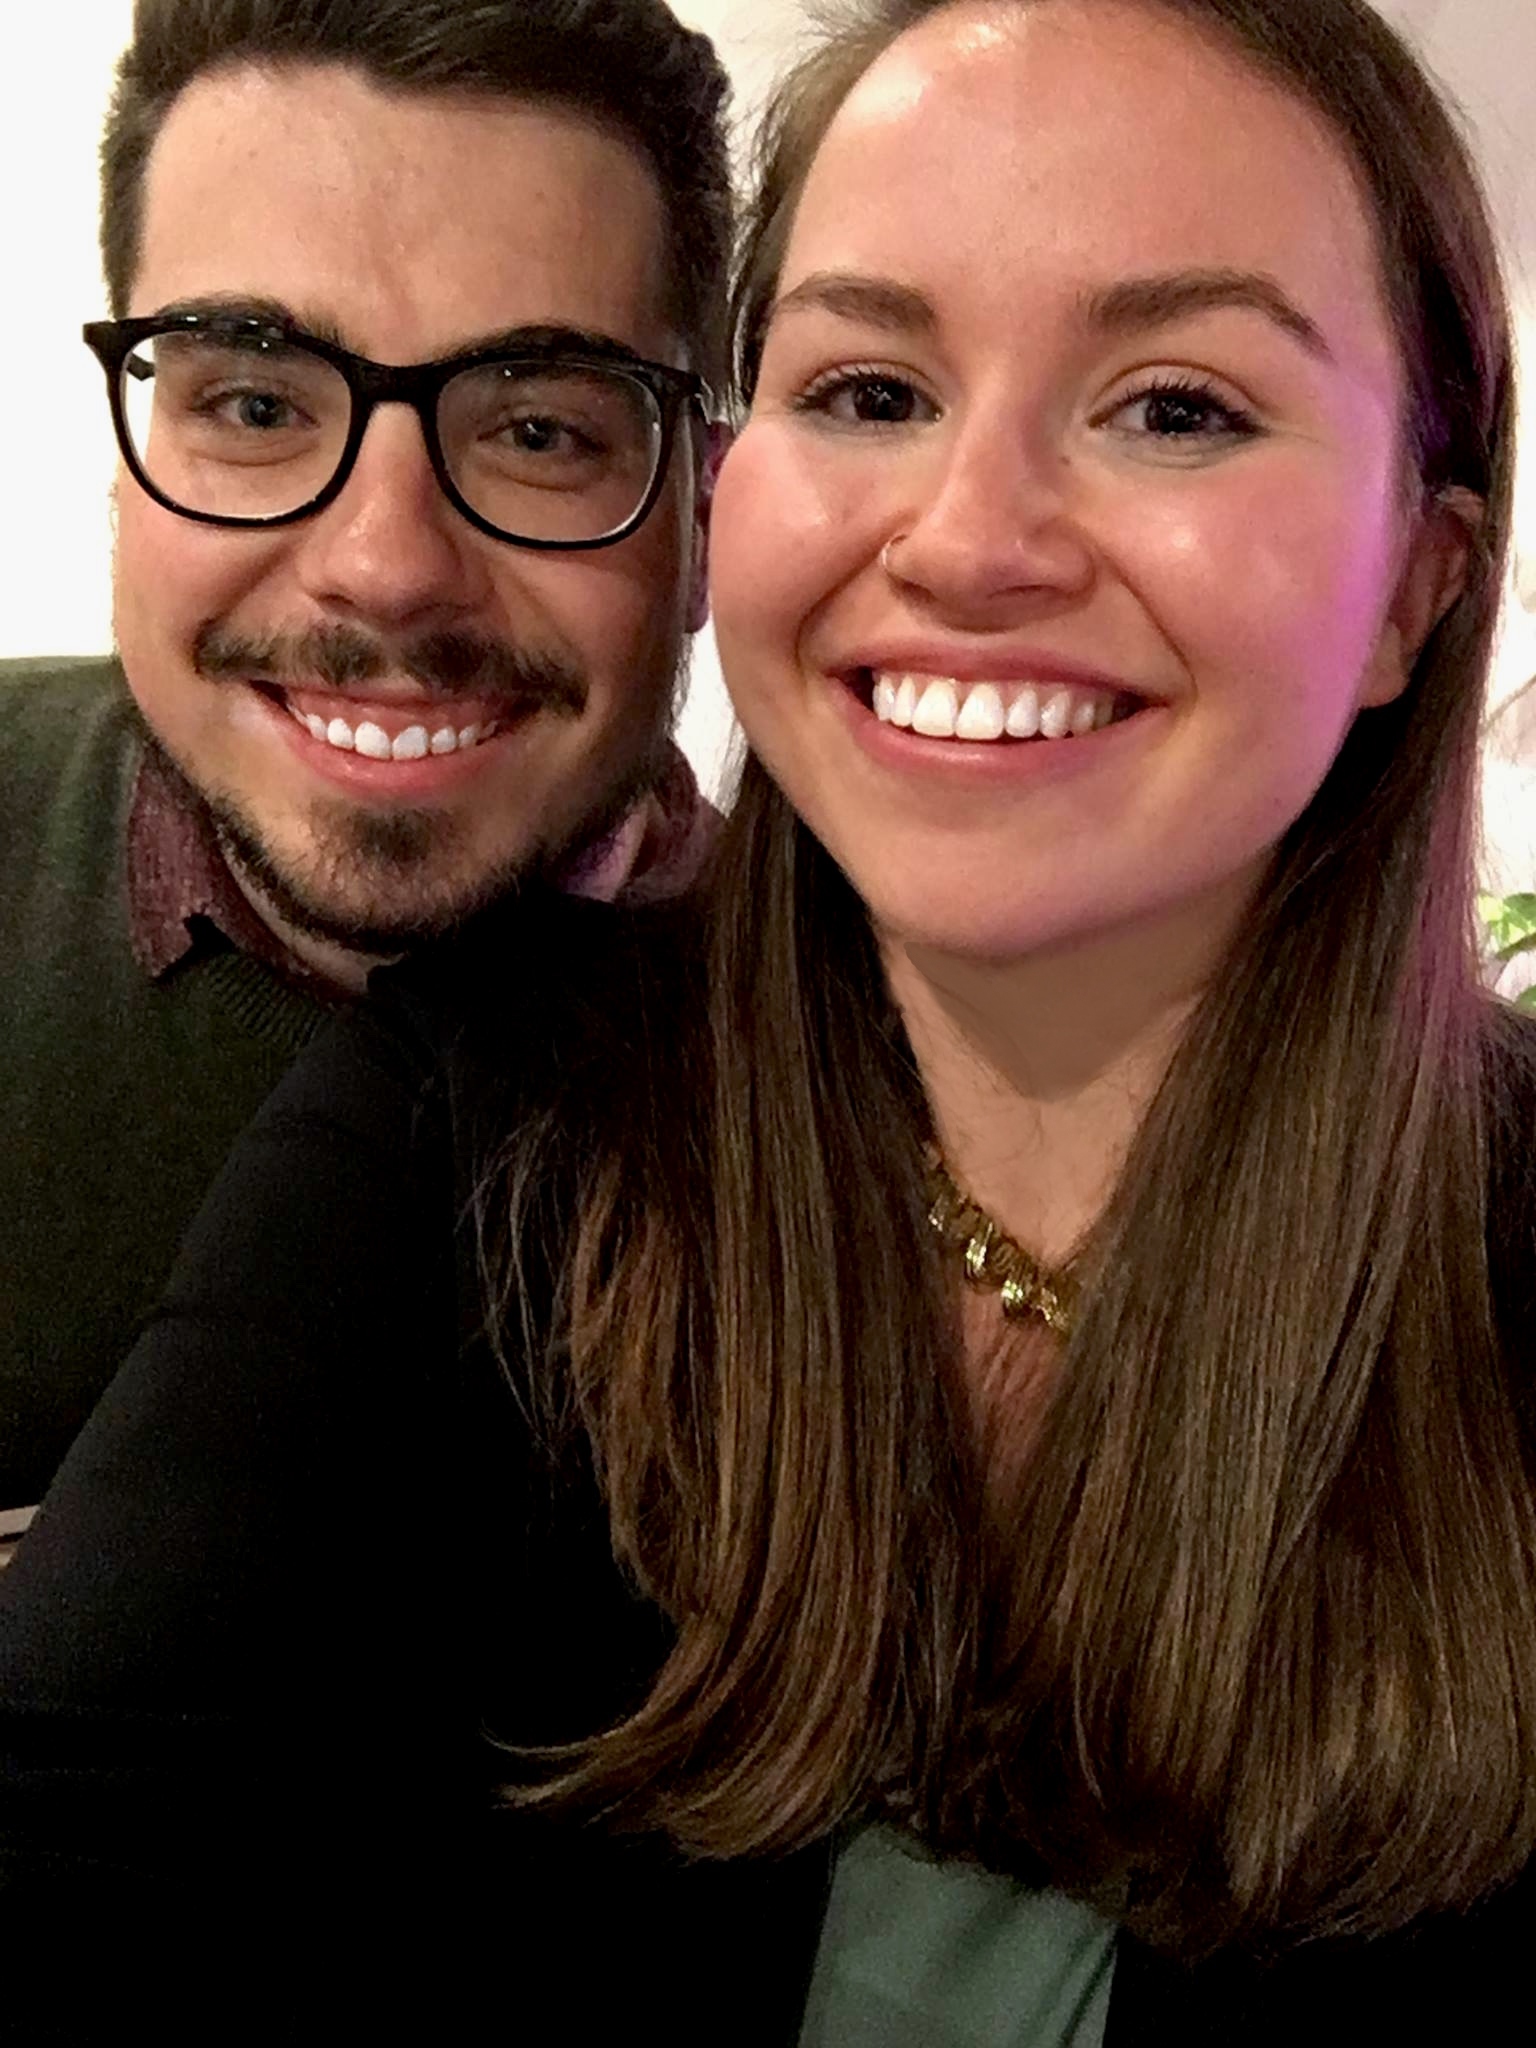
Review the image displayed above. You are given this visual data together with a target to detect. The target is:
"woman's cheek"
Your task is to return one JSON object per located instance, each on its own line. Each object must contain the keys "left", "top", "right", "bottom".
{"left": 710, "top": 422, "right": 876, "bottom": 652}
{"left": 1126, "top": 455, "right": 1399, "bottom": 711}
{"left": 1238, "top": 499, "right": 1401, "bottom": 718}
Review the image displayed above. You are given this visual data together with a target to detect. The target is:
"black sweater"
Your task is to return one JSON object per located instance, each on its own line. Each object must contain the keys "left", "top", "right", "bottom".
{"left": 2, "top": 892, "right": 1534, "bottom": 2041}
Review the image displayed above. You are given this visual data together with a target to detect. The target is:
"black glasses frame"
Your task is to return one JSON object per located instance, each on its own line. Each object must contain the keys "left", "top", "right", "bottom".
{"left": 82, "top": 313, "right": 713, "bottom": 552}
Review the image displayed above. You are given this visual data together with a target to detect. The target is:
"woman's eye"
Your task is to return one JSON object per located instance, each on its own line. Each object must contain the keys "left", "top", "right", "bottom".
{"left": 791, "top": 370, "right": 937, "bottom": 429}
{"left": 1108, "top": 379, "right": 1259, "bottom": 445}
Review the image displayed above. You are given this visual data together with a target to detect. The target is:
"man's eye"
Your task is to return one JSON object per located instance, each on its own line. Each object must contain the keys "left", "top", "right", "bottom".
{"left": 231, "top": 392, "right": 296, "bottom": 431}
{"left": 501, "top": 414, "right": 600, "bottom": 458}
{"left": 1109, "top": 379, "right": 1259, "bottom": 443}
{"left": 791, "top": 370, "right": 937, "bottom": 428}
{"left": 192, "top": 387, "right": 306, "bottom": 432}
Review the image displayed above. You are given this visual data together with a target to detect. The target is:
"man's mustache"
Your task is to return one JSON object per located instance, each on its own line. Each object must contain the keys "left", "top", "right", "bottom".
{"left": 193, "top": 621, "right": 587, "bottom": 715}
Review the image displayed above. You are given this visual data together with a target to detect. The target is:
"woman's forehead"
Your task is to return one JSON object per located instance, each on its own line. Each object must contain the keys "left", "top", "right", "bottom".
{"left": 782, "top": 0, "right": 1398, "bottom": 383}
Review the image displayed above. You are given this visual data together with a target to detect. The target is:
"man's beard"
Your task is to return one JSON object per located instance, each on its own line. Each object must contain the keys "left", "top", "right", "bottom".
{"left": 206, "top": 762, "right": 656, "bottom": 957}
{"left": 168, "top": 617, "right": 683, "bottom": 957}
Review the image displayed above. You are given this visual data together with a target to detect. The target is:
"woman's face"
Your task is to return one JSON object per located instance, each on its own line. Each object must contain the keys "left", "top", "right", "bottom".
{"left": 711, "top": 0, "right": 1461, "bottom": 964}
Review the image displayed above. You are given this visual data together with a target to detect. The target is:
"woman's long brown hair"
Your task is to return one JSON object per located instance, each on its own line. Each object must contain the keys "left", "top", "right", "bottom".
{"left": 486, "top": 0, "right": 1536, "bottom": 1956}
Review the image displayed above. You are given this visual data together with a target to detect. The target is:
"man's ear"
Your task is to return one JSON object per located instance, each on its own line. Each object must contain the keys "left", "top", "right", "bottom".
{"left": 687, "top": 421, "right": 733, "bottom": 633}
{"left": 1358, "top": 485, "right": 1482, "bottom": 708}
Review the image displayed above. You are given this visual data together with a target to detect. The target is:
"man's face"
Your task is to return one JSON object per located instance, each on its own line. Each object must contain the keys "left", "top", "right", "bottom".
{"left": 114, "top": 62, "right": 701, "bottom": 954}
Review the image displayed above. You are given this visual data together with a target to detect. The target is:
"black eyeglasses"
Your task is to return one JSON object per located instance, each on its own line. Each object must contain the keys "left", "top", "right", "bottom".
{"left": 82, "top": 314, "right": 711, "bottom": 551}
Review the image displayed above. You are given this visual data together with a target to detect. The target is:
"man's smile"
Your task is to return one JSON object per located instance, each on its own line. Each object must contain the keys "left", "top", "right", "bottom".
{"left": 277, "top": 690, "right": 502, "bottom": 761}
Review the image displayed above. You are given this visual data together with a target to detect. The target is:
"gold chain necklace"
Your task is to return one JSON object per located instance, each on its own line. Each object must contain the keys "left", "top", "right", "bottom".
{"left": 924, "top": 1152, "right": 1077, "bottom": 1334}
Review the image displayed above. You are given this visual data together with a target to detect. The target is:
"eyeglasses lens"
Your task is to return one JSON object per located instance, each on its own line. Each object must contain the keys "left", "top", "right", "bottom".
{"left": 438, "top": 361, "right": 663, "bottom": 544}
{"left": 119, "top": 329, "right": 351, "bottom": 522}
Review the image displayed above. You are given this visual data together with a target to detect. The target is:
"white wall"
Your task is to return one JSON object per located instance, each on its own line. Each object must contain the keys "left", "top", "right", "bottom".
{"left": 1, "top": 1, "right": 134, "bottom": 659}
{"left": 3, "top": 0, "right": 1532, "bottom": 862}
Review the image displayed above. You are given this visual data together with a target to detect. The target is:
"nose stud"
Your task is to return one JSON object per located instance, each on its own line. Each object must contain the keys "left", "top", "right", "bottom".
{"left": 880, "top": 536, "right": 907, "bottom": 578}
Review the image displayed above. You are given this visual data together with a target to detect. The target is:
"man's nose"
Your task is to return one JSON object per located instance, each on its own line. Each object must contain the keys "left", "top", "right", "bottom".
{"left": 290, "top": 404, "right": 488, "bottom": 627}
{"left": 879, "top": 413, "right": 1097, "bottom": 618}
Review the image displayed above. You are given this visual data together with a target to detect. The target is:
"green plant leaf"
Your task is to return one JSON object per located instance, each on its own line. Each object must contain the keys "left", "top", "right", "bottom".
{"left": 1480, "top": 892, "right": 1536, "bottom": 961}
{"left": 1519, "top": 984, "right": 1536, "bottom": 1013}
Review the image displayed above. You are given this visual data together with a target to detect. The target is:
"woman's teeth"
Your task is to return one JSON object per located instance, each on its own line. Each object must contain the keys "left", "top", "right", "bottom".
{"left": 871, "top": 673, "right": 1117, "bottom": 742}
{"left": 285, "top": 701, "right": 498, "bottom": 761}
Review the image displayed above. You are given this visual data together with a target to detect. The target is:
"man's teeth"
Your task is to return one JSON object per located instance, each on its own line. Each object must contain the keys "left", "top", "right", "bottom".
{"left": 871, "top": 673, "right": 1118, "bottom": 742}
{"left": 288, "top": 703, "right": 497, "bottom": 760}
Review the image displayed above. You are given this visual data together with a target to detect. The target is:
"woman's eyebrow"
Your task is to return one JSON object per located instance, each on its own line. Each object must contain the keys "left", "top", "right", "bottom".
{"left": 765, "top": 266, "right": 1332, "bottom": 363}
{"left": 1080, "top": 270, "right": 1333, "bottom": 359}
{"left": 768, "top": 271, "right": 937, "bottom": 337}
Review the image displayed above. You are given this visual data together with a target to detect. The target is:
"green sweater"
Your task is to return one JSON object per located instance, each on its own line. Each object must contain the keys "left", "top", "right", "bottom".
{"left": 0, "top": 658, "right": 330, "bottom": 1508}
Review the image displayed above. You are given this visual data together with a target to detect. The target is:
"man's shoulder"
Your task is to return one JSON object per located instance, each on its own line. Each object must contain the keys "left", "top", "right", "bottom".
{"left": 376, "top": 889, "right": 705, "bottom": 1088}
{"left": 0, "top": 654, "right": 136, "bottom": 759}
{"left": 0, "top": 651, "right": 130, "bottom": 700}
{"left": 0, "top": 657, "right": 141, "bottom": 875}
{"left": 0, "top": 655, "right": 140, "bottom": 805}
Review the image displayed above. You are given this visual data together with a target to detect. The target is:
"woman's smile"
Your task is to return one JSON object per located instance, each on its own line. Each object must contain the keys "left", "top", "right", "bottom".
{"left": 867, "top": 674, "right": 1122, "bottom": 743}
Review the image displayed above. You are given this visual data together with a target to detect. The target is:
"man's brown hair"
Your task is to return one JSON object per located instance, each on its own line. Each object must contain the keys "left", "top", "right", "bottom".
{"left": 100, "top": 0, "right": 733, "bottom": 383}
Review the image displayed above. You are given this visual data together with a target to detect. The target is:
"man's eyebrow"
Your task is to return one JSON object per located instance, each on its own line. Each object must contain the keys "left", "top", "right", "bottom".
{"left": 767, "top": 272, "right": 937, "bottom": 338}
{"left": 151, "top": 295, "right": 350, "bottom": 349}
{"left": 149, "top": 298, "right": 647, "bottom": 365}
{"left": 1080, "top": 270, "right": 1333, "bottom": 359}
{"left": 446, "top": 323, "right": 655, "bottom": 365}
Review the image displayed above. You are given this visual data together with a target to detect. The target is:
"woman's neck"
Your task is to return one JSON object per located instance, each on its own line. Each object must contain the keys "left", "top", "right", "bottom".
{"left": 885, "top": 896, "right": 1246, "bottom": 1267}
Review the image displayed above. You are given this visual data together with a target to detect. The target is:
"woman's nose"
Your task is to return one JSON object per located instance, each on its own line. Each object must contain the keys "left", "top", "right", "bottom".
{"left": 879, "top": 419, "right": 1096, "bottom": 617}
